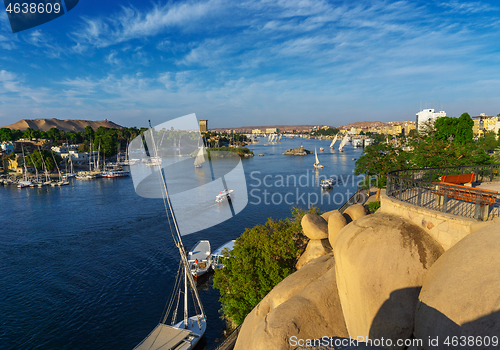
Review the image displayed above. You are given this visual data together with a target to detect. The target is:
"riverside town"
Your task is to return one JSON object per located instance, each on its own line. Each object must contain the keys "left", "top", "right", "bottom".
{"left": 2, "top": 1, "right": 500, "bottom": 350}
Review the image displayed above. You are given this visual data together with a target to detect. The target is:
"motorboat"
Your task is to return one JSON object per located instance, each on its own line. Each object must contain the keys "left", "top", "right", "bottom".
{"left": 210, "top": 240, "right": 236, "bottom": 270}
{"left": 216, "top": 189, "right": 233, "bottom": 203}
{"left": 320, "top": 178, "right": 335, "bottom": 190}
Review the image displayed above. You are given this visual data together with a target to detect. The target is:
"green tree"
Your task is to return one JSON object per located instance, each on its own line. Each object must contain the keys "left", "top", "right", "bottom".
{"left": 47, "top": 127, "right": 60, "bottom": 142}
{"left": 213, "top": 208, "right": 315, "bottom": 325}
{"left": 454, "top": 113, "right": 474, "bottom": 143}
{"left": 408, "top": 137, "right": 490, "bottom": 168}
{"left": 479, "top": 130, "right": 498, "bottom": 152}
{"left": 434, "top": 116, "right": 457, "bottom": 141}
{"left": 354, "top": 143, "right": 408, "bottom": 200}
{"left": 0, "top": 128, "right": 13, "bottom": 141}
{"left": 23, "top": 128, "right": 35, "bottom": 139}
{"left": 84, "top": 126, "right": 94, "bottom": 141}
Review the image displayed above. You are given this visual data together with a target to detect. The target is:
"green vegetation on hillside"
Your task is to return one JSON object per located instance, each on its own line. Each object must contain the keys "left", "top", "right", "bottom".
{"left": 213, "top": 207, "right": 317, "bottom": 325}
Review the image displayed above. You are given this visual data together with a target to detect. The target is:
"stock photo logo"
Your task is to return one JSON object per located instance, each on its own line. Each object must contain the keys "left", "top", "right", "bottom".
{"left": 3, "top": 0, "right": 79, "bottom": 33}
{"left": 128, "top": 114, "right": 248, "bottom": 236}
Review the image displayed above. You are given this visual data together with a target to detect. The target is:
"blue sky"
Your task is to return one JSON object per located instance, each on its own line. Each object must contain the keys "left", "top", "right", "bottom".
{"left": 1, "top": 0, "right": 500, "bottom": 128}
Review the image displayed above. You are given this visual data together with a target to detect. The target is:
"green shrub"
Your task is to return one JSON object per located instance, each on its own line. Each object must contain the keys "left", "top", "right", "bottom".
{"left": 213, "top": 207, "right": 318, "bottom": 325}
{"left": 368, "top": 201, "right": 381, "bottom": 213}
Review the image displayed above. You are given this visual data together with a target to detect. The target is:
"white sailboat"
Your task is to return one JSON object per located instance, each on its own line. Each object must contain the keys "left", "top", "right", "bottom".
{"left": 133, "top": 123, "right": 206, "bottom": 350}
{"left": 338, "top": 133, "right": 349, "bottom": 153}
{"left": 330, "top": 134, "right": 338, "bottom": 149}
{"left": 278, "top": 134, "right": 282, "bottom": 142}
{"left": 17, "top": 145, "right": 32, "bottom": 189}
{"left": 194, "top": 147, "right": 205, "bottom": 169}
{"left": 313, "top": 147, "right": 324, "bottom": 169}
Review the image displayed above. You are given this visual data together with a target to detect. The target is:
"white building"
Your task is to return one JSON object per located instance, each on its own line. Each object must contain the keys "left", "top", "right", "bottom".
{"left": 416, "top": 109, "right": 446, "bottom": 132}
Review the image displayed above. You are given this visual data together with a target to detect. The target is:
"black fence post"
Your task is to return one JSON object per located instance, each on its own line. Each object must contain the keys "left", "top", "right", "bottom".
{"left": 442, "top": 191, "right": 448, "bottom": 213}
{"left": 417, "top": 182, "right": 422, "bottom": 207}
{"left": 398, "top": 179, "right": 403, "bottom": 200}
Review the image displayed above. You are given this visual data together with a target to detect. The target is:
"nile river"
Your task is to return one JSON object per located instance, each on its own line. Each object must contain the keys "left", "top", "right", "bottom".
{"left": 0, "top": 137, "right": 364, "bottom": 350}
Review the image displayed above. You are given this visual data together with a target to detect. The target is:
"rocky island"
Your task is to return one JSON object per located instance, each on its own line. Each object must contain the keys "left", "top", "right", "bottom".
{"left": 283, "top": 145, "right": 311, "bottom": 156}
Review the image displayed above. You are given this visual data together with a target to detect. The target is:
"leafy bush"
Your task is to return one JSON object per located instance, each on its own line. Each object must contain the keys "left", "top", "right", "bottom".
{"left": 213, "top": 207, "right": 318, "bottom": 325}
{"left": 368, "top": 201, "right": 381, "bottom": 213}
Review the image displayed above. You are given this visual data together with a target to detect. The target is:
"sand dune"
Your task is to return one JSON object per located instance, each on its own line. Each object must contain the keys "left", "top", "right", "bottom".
{"left": 1, "top": 118, "right": 122, "bottom": 132}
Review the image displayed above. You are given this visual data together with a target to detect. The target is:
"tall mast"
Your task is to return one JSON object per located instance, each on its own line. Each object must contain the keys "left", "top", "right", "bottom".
{"left": 147, "top": 121, "right": 206, "bottom": 324}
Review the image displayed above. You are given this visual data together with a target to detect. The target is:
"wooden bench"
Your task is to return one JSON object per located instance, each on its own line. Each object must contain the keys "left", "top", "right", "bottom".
{"left": 439, "top": 173, "right": 476, "bottom": 186}
{"left": 432, "top": 183, "right": 498, "bottom": 220}
{"left": 433, "top": 184, "right": 497, "bottom": 206}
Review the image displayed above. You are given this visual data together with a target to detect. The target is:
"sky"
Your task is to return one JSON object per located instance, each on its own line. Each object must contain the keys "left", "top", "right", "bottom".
{"left": 0, "top": 0, "right": 500, "bottom": 129}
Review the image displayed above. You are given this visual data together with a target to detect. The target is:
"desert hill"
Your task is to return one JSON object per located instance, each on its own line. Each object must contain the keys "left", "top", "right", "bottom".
{"left": 1, "top": 118, "right": 122, "bottom": 132}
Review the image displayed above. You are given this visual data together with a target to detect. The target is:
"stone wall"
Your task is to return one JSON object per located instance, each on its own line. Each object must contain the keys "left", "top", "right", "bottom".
{"left": 379, "top": 189, "right": 500, "bottom": 251}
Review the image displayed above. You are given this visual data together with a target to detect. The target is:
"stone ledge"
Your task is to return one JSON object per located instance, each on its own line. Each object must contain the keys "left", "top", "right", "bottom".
{"left": 379, "top": 189, "right": 500, "bottom": 251}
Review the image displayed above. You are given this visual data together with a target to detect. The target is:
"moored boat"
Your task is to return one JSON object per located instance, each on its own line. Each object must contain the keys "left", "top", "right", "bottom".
{"left": 188, "top": 240, "right": 211, "bottom": 281}
{"left": 210, "top": 240, "right": 236, "bottom": 270}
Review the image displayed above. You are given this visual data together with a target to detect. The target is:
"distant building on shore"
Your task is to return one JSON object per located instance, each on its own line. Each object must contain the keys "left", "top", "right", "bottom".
{"left": 416, "top": 109, "right": 446, "bottom": 132}
{"left": 199, "top": 120, "right": 208, "bottom": 133}
{"left": 266, "top": 128, "right": 279, "bottom": 134}
{"left": 472, "top": 113, "right": 499, "bottom": 137}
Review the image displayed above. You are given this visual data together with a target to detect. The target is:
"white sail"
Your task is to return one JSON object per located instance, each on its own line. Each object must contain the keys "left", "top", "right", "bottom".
{"left": 268, "top": 134, "right": 272, "bottom": 142}
{"left": 330, "top": 134, "right": 338, "bottom": 148}
{"left": 278, "top": 134, "right": 282, "bottom": 141}
{"left": 315, "top": 147, "right": 319, "bottom": 165}
{"left": 194, "top": 147, "right": 205, "bottom": 167}
{"left": 338, "top": 133, "right": 349, "bottom": 151}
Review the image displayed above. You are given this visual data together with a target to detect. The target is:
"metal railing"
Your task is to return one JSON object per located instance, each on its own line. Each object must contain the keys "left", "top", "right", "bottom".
{"left": 212, "top": 325, "right": 241, "bottom": 350}
{"left": 339, "top": 187, "right": 370, "bottom": 213}
{"left": 387, "top": 164, "right": 500, "bottom": 221}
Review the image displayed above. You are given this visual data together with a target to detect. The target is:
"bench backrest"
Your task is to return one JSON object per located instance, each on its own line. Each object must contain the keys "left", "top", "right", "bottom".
{"left": 440, "top": 173, "right": 476, "bottom": 184}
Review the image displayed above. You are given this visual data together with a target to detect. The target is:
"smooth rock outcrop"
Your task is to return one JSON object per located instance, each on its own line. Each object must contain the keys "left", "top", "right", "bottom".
{"left": 327, "top": 211, "right": 347, "bottom": 247}
{"left": 296, "top": 239, "right": 332, "bottom": 270}
{"left": 235, "top": 254, "right": 336, "bottom": 350}
{"left": 414, "top": 223, "right": 500, "bottom": 348}
{"left": 343, "top": 204, "right": 367, "bottom": 222}
{"left": 302, "top": 214, "right": 329, "bottom": 240}
{"left": 334, "top": 213, "right": 444, "bottom": 349}
{"left": 235, "top": 253, "right": 348, "bottom": 350}
{"left": 321, "top": 210, "right": 338, "bottom": 221}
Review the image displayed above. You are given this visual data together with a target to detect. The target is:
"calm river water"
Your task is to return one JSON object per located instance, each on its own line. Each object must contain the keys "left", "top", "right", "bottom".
{"left": 0, "top": 137, "right": 364, "bottom": 350}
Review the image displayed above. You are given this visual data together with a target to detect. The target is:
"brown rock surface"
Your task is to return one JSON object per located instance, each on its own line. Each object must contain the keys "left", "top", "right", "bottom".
{"left": 414, "top": 223, "right": 500, "bottom": 348}
{"left": 301, "top": 214, "right": 328, "bottom": 240}
{"left": 333, "top": 213, "right": 443, "bottom": 349}
{"left": 296, "top": 239, "right": 332, "bottom": 270}
{"left": 343, "top": 204, "right": 367, "bottom": 222}
{"left": 235, "top": 253, "right": 348, "bottom": 350}
{"left": 321, "top": 210, "right": 339, "bottom": 221}
{"left": 327, "top": 211, "right": 347, "bottom": 247}
{"left": 235, "top": 253, "right": 336, "bottom": 350}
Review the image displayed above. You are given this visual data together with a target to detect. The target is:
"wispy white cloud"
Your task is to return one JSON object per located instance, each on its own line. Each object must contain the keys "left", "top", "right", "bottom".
{"left": 69, "top": 0, "right": 222, "bottom": 49}
{"left": 438, "top": 1, "right": 498, "bottom": 14}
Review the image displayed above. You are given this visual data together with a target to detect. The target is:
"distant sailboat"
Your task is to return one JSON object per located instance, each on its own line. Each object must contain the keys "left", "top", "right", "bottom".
{"left": 278, "top": 134, "right": 282, "bottom": 142}
{"left": 194, "top": 147, "right": 205, "bottom": 168}
{"left": 330, "top": 134, "right": 338, "bottom": 149}
{"left": 313, "top": 147, "right": 324, "bottom": 169}
{"left": 338, "top": 133, "right": 349, "bottom": 153}
{"left": 17, "top": 145, "right": 32, "bottom": 189}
